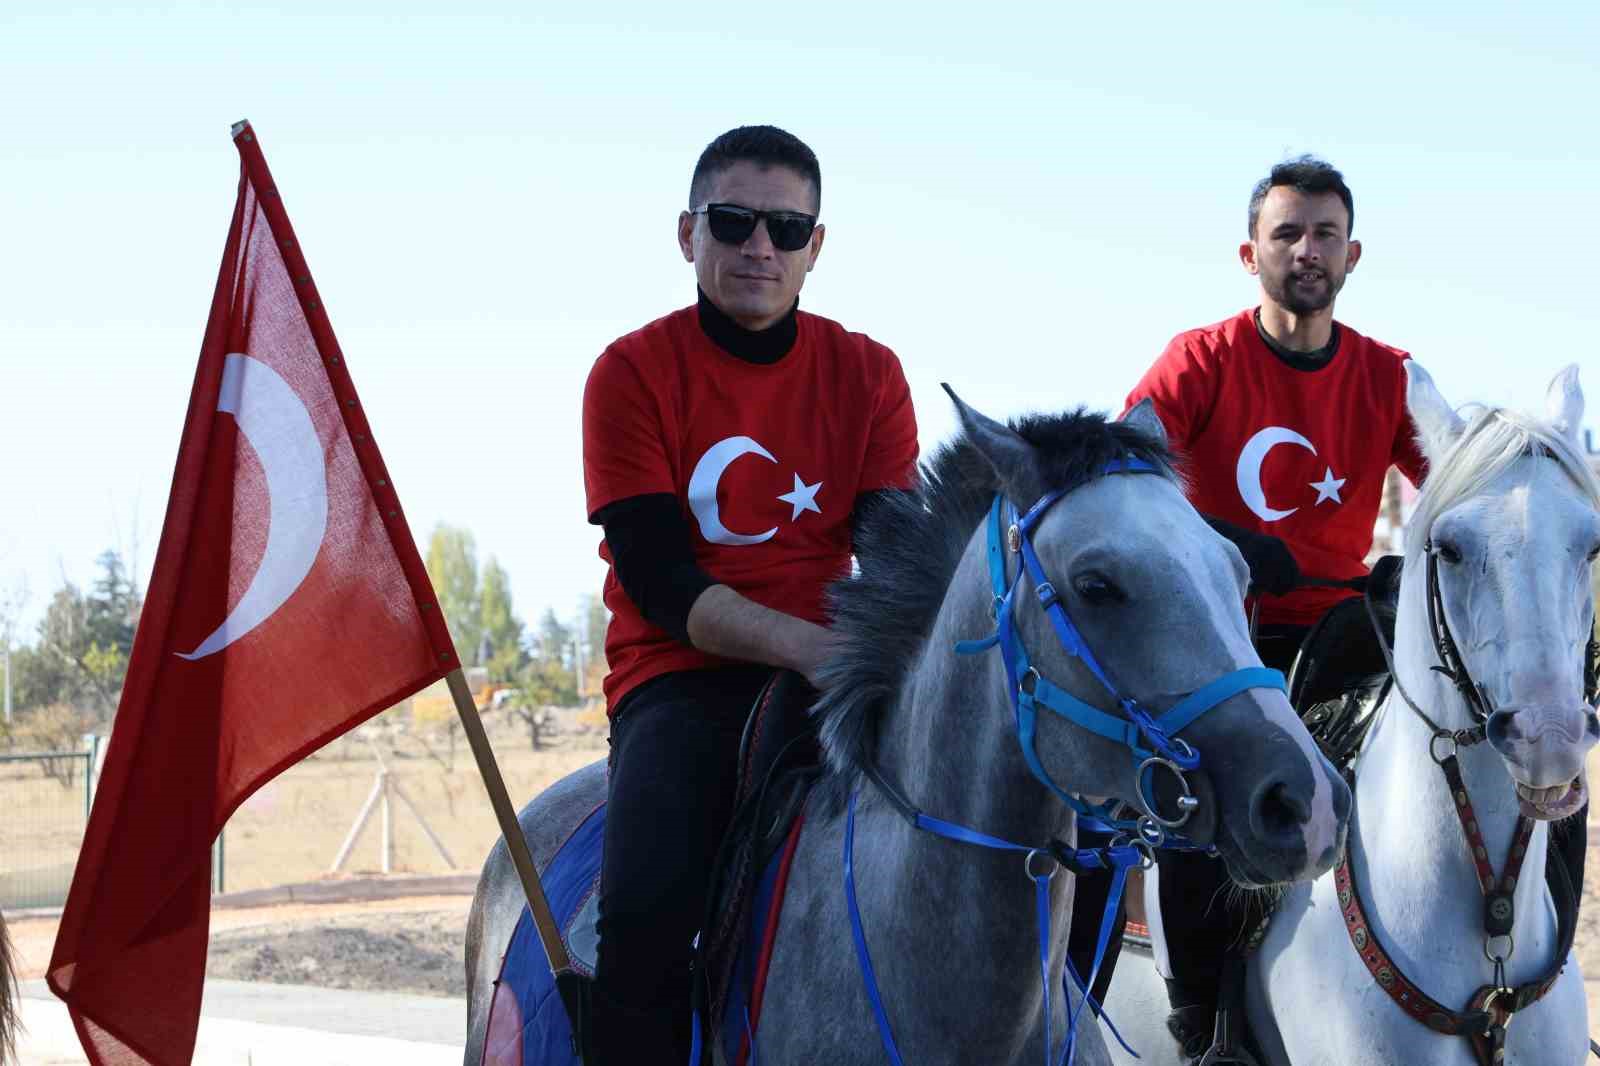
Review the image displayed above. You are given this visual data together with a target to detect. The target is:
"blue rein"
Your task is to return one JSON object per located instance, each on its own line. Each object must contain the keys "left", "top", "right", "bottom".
{"left": 845, "top": 789, "right": 1143, "bottom": 1066}
{"left": 844, "top": 459, "right": 1287, "bottom": 1066}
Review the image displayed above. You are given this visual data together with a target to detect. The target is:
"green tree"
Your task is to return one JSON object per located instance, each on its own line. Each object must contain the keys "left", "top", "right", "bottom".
{"left": 479, "top": 557, "right": 526, "bottom": 682}
{"left": 87, "top": 549, "right": 139, "bottom": 655}
{"left": 535, "top": 608, "right": 573, "bottom": 671}
{"left": 426, "top": 524, "right": 482, "bottom": 666}
{"left": 13, "top": 549, "right": 139, "bottom": 725}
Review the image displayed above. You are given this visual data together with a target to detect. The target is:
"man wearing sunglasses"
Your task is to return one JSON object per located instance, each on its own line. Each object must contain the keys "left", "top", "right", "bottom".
{"left": 581, "top": 125, "right": 919, "bottom": 1065}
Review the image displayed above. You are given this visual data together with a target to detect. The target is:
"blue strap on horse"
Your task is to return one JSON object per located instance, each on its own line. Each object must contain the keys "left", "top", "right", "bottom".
{"left": 954, "top": 480, "right": 1287, "bottom": 844}
{"left": 845, "top": 790, "right": 1143, "bottom": 1066}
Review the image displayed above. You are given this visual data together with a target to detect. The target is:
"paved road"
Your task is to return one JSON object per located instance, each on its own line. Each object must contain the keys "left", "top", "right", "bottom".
{"left": 17, "top": 978, "right": 465, "bottom": 1066}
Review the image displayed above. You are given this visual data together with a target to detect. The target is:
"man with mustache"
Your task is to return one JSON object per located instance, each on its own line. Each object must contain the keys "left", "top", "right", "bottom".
{"left": 1108, "top": 156, "right": 1418, "bottom": 1061}
{"left": 1090, "top": 155, "right": 1590, "bottom": 1063}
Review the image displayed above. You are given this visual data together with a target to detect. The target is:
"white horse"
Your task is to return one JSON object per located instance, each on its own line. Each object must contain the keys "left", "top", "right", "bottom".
{"left": 1107, "top": 361, "right": 1597, "bottom": 1066}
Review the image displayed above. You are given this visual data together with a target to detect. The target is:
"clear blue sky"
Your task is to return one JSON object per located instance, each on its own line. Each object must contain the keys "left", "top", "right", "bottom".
{"left": 3, "top": 1, "right": 1598, "bottom": 638}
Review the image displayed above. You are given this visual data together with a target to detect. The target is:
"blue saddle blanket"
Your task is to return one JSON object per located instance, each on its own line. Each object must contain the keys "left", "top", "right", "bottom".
{"left": 480, "top": 803, "right": 603, "bottom": 1066}
{"left": 481, "top": 800, "right": 804, "bottom": 1066}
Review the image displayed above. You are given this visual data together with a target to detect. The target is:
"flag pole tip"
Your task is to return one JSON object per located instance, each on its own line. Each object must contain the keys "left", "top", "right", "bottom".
{"left": 231, "top": 120, "right": 251, "bottom": 137}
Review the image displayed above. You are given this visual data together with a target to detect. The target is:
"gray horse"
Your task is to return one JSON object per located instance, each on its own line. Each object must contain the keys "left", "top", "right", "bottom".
{"left": 466, "top": 396, "right": 1351, "bottom": 1065}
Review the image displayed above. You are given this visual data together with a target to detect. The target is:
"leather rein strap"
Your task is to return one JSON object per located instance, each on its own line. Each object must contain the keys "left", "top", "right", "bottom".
{"left": 1335, "top": 832, "right": 1577, "bottom": 1066}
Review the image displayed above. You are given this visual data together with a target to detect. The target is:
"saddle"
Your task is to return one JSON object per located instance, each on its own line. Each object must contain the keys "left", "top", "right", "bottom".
{"left": 695, "top": 669, "right": 821, "bottom": 1057}
{"left": 1286, "top": 561, "right": 1398, "bottom": 771}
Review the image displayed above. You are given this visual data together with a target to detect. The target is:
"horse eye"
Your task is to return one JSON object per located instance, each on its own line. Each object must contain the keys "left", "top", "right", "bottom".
{"left": 1073, "top": 574, "right": 1124, "bottom": 605}
{"left": 1434, "top": 541, "right": 1463, "bottom": 565}
{"left": 1587, "top": 543, "right": 1600, "bottom": 563}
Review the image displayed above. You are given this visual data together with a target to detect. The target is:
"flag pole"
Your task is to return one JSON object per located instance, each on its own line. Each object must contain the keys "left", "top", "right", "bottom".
{"left": 447, "top": 669, "right": 590, "bottom": 1049}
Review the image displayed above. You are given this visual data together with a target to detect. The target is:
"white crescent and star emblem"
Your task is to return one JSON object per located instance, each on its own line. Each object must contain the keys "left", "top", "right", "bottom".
{"left": 1235, "top": 426, "right": 1345, "bottom": 523}
{"left": 687, "top": 435, "right": 823, "bottom": 546}
{"left": 177, "top": 354, "right": 330, "bottom": 660}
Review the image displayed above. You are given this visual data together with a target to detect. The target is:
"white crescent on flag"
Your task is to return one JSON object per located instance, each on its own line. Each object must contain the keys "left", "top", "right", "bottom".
{"left": 177, "top": 353, "right": 330, "bottom": 660}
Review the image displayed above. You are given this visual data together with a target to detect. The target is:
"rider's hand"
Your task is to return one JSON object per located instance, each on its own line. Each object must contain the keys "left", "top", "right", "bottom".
{"left": 1203, "top": 516, "right": 1300, "bottom": 597}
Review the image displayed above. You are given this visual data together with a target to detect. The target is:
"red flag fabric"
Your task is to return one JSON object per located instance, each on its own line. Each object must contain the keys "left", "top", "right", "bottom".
{"left": 47, "top": 121, "right": 459, "bottom": 1065}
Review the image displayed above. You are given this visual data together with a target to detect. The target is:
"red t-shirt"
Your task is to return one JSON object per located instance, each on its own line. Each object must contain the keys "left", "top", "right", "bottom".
{"left": 1126, "top": 308, "right": 1426, "bottom": 626}
{"left": 583, "top": 305, "right": 919, "bottom": 709}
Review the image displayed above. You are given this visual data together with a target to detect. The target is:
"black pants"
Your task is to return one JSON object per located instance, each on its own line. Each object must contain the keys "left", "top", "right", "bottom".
{"left": 591, "top": 665, "right": 771, "bottom": 1066}
{"left": 1153, "top": 626, "right": 1307, "bottom": 1013}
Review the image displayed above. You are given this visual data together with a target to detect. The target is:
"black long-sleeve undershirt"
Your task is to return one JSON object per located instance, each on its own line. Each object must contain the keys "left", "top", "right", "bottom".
{"left": 593, "top": 490, "right": 896, "bottom": 643}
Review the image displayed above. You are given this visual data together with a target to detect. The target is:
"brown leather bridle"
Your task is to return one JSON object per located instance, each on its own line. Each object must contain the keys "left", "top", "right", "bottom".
{"left": 1338, "top": 544, "right": 1589, "bottom": 1065}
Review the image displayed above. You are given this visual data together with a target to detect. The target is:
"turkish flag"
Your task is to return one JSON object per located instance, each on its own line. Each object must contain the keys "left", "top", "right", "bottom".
{"left": 46, "top": 122, "right": 459, "bottom": 1065}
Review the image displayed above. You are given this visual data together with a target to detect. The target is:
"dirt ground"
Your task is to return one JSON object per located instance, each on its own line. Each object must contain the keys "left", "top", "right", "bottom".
{"left": 5, "top": 726, "right": 1599, "bottom": 1009}
{"left": 204, "top": 900, "right": 473, "bottom": 997}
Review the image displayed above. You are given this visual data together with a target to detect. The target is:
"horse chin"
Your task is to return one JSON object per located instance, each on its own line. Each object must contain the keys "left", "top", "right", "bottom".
{"left": 1514, "top": 772, "right": 1586, "bottom": 821}
{"left": 1210, "top": 828, "right": 1288, "bottom": 891}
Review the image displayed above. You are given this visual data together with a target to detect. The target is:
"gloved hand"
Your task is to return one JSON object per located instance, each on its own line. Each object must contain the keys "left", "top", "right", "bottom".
{"left": 1203, "top": 515, "right": 1300, "bottom": 597}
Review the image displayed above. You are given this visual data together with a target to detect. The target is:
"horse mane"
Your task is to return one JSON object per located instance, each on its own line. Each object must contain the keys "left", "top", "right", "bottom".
{"left": 0, "top": 909, "right": 15, "bottom": 1066}
{"left": 1406, "top": 406, "right": 1600, "bottom": 565}
{"left": 813, "top": 407, "right": 1178, "bottom": 799}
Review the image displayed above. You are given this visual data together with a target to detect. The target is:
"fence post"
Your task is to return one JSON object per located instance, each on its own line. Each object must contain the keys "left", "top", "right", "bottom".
{"left": 212, "top": 829, "right": 225, "bottom": 895}
{"left": 81, "top": 732, "right": 101, "bottom": 820}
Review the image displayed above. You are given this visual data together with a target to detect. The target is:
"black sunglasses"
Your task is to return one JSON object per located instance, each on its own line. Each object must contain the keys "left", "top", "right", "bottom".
{"left": 691, "top": 203, "right": 818, "bottom": 252}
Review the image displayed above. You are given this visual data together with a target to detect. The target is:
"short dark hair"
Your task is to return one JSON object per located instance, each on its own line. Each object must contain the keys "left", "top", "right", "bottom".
{"left": 689, "top": 125, "right": 821, "bottom": 212}
{"left": 1248, "top": 155, "right": 1354, "bottom": 237}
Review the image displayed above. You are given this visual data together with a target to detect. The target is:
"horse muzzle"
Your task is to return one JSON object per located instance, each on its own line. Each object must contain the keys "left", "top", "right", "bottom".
{"left": 1515, "top": 769, "right": 1587, "bottom": 821}
{"left": 1485, "top": 701, "right": 1598, "bottom": 789}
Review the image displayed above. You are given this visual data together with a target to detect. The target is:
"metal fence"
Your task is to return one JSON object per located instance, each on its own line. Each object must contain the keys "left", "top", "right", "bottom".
{"left": 0, "top": 747, "right": 93, "bottom": 909}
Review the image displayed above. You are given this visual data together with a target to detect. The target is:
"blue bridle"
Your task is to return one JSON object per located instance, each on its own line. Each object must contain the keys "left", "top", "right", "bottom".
{"left": 955, "top": 460, "right": 1286, "bottom": 846}
{"left": 828, "top": 457, "right": 1289, "bottom": 1066}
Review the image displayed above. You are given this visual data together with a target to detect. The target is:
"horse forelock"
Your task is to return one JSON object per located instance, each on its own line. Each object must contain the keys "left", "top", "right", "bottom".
{"left": 812, "top": 407, "right": 1178, "bottom": 805}
{"left": 1406, "top": 405, "right": 1600, "bottom": 567}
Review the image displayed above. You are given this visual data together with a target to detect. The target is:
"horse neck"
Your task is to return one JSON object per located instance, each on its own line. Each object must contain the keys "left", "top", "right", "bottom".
{"left": 875, "top": 542, "right": 1076, "bottom": 848}
{"left": 1352, "top": 577, "right": 1554, "bottom": 986}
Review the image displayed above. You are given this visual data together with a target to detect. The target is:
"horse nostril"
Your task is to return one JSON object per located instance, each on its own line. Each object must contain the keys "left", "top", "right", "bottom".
{"left": 1486, "top": 709, "right": 1521, "bottom": 750}
{"left": 1251, "top": 780, "right": 1309, "bottom": 839}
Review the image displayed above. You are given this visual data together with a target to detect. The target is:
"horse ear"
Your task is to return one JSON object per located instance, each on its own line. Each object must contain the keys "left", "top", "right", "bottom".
{"left": 1119, "top": 398, "right": 1169, "bottom": 447}
{"left": 1545, "top": 364, "right": 1584, "bottom": 447}
{"left": 942, "top": 384, "right": 1045, "bottom": 504}
{"left": 1404, "top": 360, "right": 1465, "bottom": 463}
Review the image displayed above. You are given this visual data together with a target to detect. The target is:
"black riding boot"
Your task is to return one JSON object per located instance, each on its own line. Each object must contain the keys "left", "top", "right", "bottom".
{"left": 1166, "top": 1003, "right": 1215, "bottom": 1062}
{"left": 588, "top": 984, "right": 690, "bottom": 1066}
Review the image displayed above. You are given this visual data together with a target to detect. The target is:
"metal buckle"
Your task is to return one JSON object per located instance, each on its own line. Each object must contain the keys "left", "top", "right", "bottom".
{"left": 1136, "top": 755, "right": 1198, "bottom": 828}
{"left": 1135, "top": 817, "right": 1166, "bottom": 846}
{"left": 1477, "top": 986, "right": 1515, "bottom": 1037}
{"left": 1429, "top": 731, "right": 1458, "bottom": 766}
{"left": 1483, "top": 933, "right": 1515, "bottom": 965}
{"left": 1112, "top": 832, "right": 1159, "bottom": 870}
{"left": 1024, "top": 848, "right": 1058, "bottom": 881}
